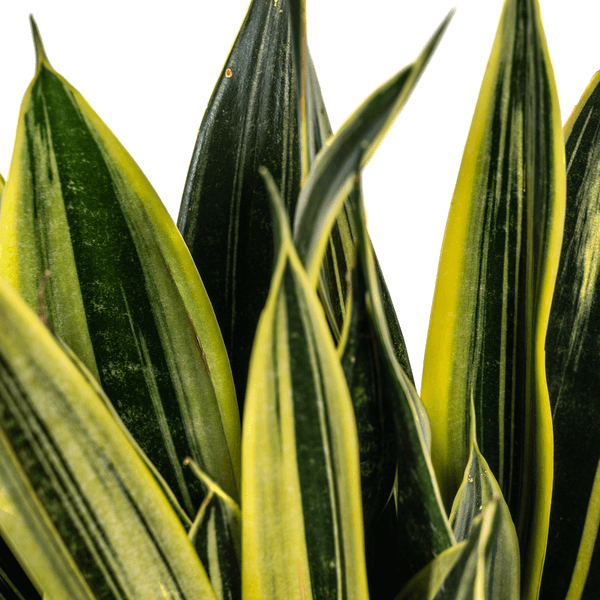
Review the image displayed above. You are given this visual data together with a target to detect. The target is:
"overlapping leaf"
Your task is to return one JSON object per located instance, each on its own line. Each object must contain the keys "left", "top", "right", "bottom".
{"left": 0, "top": 276, "right": 217, "bottom": 600}
{"left": 241, "top": 169, "right": 369, "bottom": 600}
{"left": 186, "top": 459, "right": 242, "bottom": 600}
{"left": 421, "top": 0, "right": 564, "bottom": 596}
{"left": 395, "top": 502, "right": 502, "bottom": 600}
{"left": 292, "top": 10, "right": 453, "bottom": 284}
{"left": 541, "top": 71, "right": 600, "bottom": 600}
{"left": 0, "top": 533, "right": 41, "bottom": 600}
{"left": 449, "top": 404, "right": 520, "bottom": 600}
{"left": 0, "top": 19, "right": 240, "bottom": 517}
{"left": 177, "top": 0, "right": 302, "bottom": 408}
{"left": 350, "top": 180, "right": 453, "bottom": 592}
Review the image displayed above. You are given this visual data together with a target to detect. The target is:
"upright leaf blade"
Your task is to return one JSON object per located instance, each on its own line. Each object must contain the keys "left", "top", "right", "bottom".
{"left": 395, "top": 502, "right": 502, "bottom": 600}
{"left": 449, "top": 405, "right": 520, "bottom": 600}
{"left": 0, "top": 19, "right": 240, "bottom": 516}
{"left": 421, "top": 1, "right": 564, "bottom": 596}
{"left": 177, "top": 0, "right": 302, "bottom": 408}
{"left": 241, "top": 168, "right": 369, "bottom": 600}
{"left": 352, "top": 181, "right": 453, "bottom": 591}
{"left": 541, "top": 71, "right": 600, "bottom": 600}
{"left": 292, "top": 10, "right": 453, "bottom": 284}
{"left": 0, "top": 276, "right": 217, "bottom": 600}
{"left": 186, "top": 460, "right": 242, "bottom": 600}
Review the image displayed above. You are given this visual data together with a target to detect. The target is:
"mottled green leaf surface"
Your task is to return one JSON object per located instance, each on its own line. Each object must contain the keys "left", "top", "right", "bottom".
{"left": 541, "top": 71, "right": 600, "bottom": 600}
{"left": 0, "top": 276, "right": 217, "bottom": 600}
{"left": 241, "top": 169, "right": 368, "bottom": 600}
{"left": 0, "top": 20, "right": 240, "bottom": 518}
{"left": 421, "top": 1, "right": 564, "bottom": 597}
{"left": 178, "top": 0, "right": 302, "bottom": 409}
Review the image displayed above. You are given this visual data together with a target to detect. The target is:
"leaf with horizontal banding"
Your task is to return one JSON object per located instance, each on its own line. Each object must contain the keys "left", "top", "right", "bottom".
{"left": 0, "top": 18, "right": 240, "bottom": 518}
{"left": 541, "top": 71, "right": 600, "bottom": 600}
{"left": 292, "top": 10, "right": 453, "bottom": 284}
{"left": 177, "top": 0, "right": 302, "bottom": 410}
{"left": 186, "top": 459, "right": 241, "bottom": 600}
{"left": 395, "top": 501, "right": 502, "bottom": 600}
{"left": 449, "top": 403, "right": 520, "bottom": 600}
{"left": 0, "top": 275, "right": 217, "bottom": 600}
{"left": 351, "top": 177, "right": 453, "bottom": 592}
{"left": 421, "top": 0, "right": 564, "bottom": 597}
{"left": 241, "top": 168, "right": 369, "bottom": 600}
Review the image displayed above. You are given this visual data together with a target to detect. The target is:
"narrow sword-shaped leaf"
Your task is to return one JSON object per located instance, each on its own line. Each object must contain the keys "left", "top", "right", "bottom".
{"left": 292, "top": 10, "right": 454, "bottom": 283}
{"left": 177, "top": 0, "right": 302, "bottom": 410}
{"left": 395, "top": 501, "right": 502, "bottom": 600}
{"left": 421, "top": 0, "right": 564, "bottom": 596}
{"left": 186, "top": 459, "right": 241, "bottom": 600}
{"left": 541, "top": 71, "right": 600, "bottom": 600}
{"left": 242, "top": 168, "right": 369, "bottom": 600}
{"left": 0, "top": 19, "right": 240, "bottom": 516}
{"left": 449, "top": 403, "right": 520, "bottom": 600}
{"left": 352, "top": 182, "right": 453, "bottom": 590}
{"left": 0, "top": 276, "right": 217, "bottom": 600}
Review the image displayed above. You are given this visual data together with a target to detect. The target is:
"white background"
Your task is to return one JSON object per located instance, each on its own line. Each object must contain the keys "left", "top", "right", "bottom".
{"left": 1, "top": 1, "right": 599, "bottom": 389}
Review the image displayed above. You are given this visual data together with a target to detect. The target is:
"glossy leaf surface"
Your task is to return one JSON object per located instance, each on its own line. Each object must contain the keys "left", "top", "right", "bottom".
{"left": 0, "top": 276, "right": 217, "bottom": 600}
{"left": 421, "top": 1, "right": 564, "bottom": 596}
{"left": 241, "top": 169, "right": 368, "bottom": 600}
{"left": 0, "top": 20, "right": 240, "bottom": 517}
{"left": 541, "top": 71, "right": 600, "bottom": 600}
{"left": 178, "top": 0, "right": 302, "bottom": 408}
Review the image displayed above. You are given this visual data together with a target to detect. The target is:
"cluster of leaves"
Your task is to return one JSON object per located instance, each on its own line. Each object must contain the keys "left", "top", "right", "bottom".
{"left": 0, "top": 0, "right": 599, "bottom": 599}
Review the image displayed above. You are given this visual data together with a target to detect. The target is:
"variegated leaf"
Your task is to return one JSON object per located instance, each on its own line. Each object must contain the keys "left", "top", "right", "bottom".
{"left": 541, "top": 70, "right": 600, "bottom": 600}
{"left": 0, "top": 275, "right": 217, "bottom": 600}
{"left": 449, "top": 404, "right": 520, "bottom": 600}
{"left": 186, "top": 460, "right": 241, "bottom": 600}
{"left": 421, "top": 1, "right": 564, "bottom": 597}
{"left": 395, "top": 501, "right": 502, "bottom": 600}
{"left": 0, "top": 18, "right": 240, "bottom": 517}
{"left": 352, "top": 179, "right": 452, "bottom": 591}
{"left": 292, "top": 10, "right": 453, "bottom": 285}
{"left": 241, "top": 168, "right": 369, "bottom": 600}
{"left": 177, "top": 0, "right": 302, "bottom": 408}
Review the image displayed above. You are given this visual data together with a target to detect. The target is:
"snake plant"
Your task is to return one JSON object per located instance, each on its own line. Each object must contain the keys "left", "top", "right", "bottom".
{"left": 0, "top": 0, "right": 598, "bottom": 599}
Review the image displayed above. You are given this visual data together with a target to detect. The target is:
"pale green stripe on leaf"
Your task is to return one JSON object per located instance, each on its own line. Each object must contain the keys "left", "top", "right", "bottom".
{"left": 395, "top": 501, "right": 502, "bottom": 600}
{"left": 542, "top": 70, "right": 600, "bottom": 600}
{"left": 352, "top": 181, "right": 453, "bottom": 586}
{"left": 0, "top": 276, "right": 217, "bottom": 600}
{"left": 421, "top": 1, "right": 563, "bottom": 597}
{"left": 186, "top": 459, "right": 241, "bottom": 600}
{"left": 0, "top": 18, "right": 240, "bottom": 514}
{"left": 293, "top": 10, "right": 453, "bottom": 284}
{"left": 242, "top": 168, "right": 368, "bottom": 600}
{"left": 449, "top": 404, "right": 520, "bottom": 600}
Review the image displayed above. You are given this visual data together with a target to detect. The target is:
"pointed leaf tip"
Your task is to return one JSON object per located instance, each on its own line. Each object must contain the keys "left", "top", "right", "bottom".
{"left": 29, "top": 15, "right": 51, "bottom": 71}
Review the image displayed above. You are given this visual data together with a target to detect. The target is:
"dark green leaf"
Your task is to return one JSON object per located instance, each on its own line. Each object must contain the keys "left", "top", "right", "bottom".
{"left": 0, "top": 18, "right": 240, "bottom": 518}
{"left": 421, "top": 1, "right": 564, "bottom": 596}
{"left": 542, "top": 70, "right": 600, "bottom": 600}
{"left": 177, "top": 0, "right": 302, "bottom": 409}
